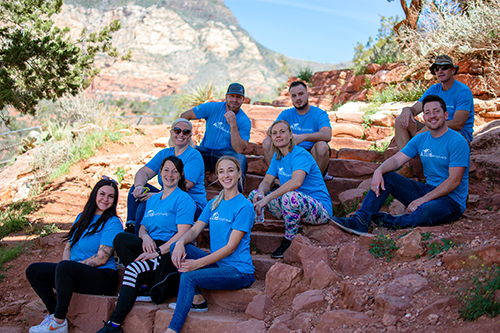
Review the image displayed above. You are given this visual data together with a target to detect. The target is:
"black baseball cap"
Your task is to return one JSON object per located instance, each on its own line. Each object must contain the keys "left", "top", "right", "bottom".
{"left": 226, "top": 83, "right": 245, "bottom": 97}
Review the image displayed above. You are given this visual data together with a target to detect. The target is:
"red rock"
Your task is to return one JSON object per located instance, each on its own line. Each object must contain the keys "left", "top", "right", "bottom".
{"left": 335, "top": 111, "right": 364, "bottom": 124}
{"left": 325, "top": 178, "right": 363, "bottom": 203}
{"left": 359, "top": 233, "right": 376, "bottom": 251}
{"left": 315, "top": 310, "right": 373, "bottom": 331}
{"left": 302, "top": 224, "right": 349, "bottom": 247}
{"left": 349, "top": 89, "right": 369, "bottom": 102}
{"left": 249, "top": 129, "right": 268, "bottom": 147}
{"left": 340, "top": 282, "right": 367, "bottom": 311}
{"left": 243, "top": 174, "right": 263, "bottom": 195}
{"left": 374, "top": 294, "right": 410, "bottom": 315}
{"left": 329, "top": 137, "right": 373, "bottom": 150}
{"left": 290, "top": 312, "right": 315, "bottom": 331}
{"left": 396, "top": 229, "right": 425, "bottom": 258}
{"left": 203, "top": 285, "right": 261, "bottom": 312}
{"left": 152, "top": 137, "right": 169, "bottom": 148}
{"left": 265, "top": 262, "right": 303, "bottom": 300}
{"left": 370, "top": 70, "right": 390, "bottom": 86}
{"left": 267, "top": 322, "right": 289, "bottom": 333}
{"left": 338, "top": 188, "right": 366, "bottom": 207}
{"left": 299, "top": 244, "right": 331, "bottom": 280}
{"left": 67, "top": 294, "right": 116, "bottom": 333}
{"left": 382, "top": 313, "right": 399, "bottom": 326}
{"left": 476, "top": 245, "right": 500, "bottom": 265}
{"left": 420, "top": 297, "right": 459, "bottom": 317}
{"left": 371, "top": 112, "right": 396, "bottom": 127}
{"left": 376, "top": 274, "right": 428, "bottom": 298}
{"left": 456, "top": 59, "right": 484, "bottom": 75}
{"left": 442, "top": 251, "right": 482, "bottom": 270}
{"left": 366, "top": 63, "right": 382, "bottom": 74}
{"left": 363, "top": 126, "right": 393, "bottom": 141}
{"left": 121, "top": 304, "right": 156, "bottom": 333}
{"left": 352, "top": 75, "right": 372, "bottom": 92}
{"left": 245, "top": 294, "right": 273, "bottom": 320}
{"left": 337, "top": 243, "right": 373, "bottom": 276}
{"left": 291, "top": 289, "right": 325, "bottom": 311}
{"left": 0, "top": 300, "right": 24, "bottom": 316}
{"left": 250, "top": 118, "right": 274, "bottom": 132}
{"left": 338, "top": 148, "right": 384, "bottom": 162}
{"left": 283, "top": 234, "right": 313, "bottom": 265}
{"left": 221, "top": 319, "right": 267, "bottom": 333}
{"left": 247, "top": 156, "right": 268, "bottom": 176}
{"left": 331, "top": 122, "right": 365, "bottom": 139}
{"left": 310, "top": 261, "right": 341, "bottom": 289}
{"left": 388, "top": 199, "right": 406, "bottom": 215}
{"left": 357, "top": 178, "right": 372, "bottom": 191}
{"left": 336, "top": 92, "right": 355, "bottom": 104}
{"left": 328, "top": 159, "right": 379, "bottom": 178}
{"left": 154, "top": 309, "right": 245, "bottom": 333}
{"left": 455, "top": 74, "right": 487, "bottom": 96}
{"left": 269, "top": 312, "right": 293, "bottom": 330}
{"left": 384, "top": 66, "right": 408, "bottom": 84}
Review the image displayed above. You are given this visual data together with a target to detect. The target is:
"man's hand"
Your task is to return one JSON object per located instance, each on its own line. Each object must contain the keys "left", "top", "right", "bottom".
{"left": 224, "top": 110, "right": 237, "bottom": 127}
{"left": 399, "top": 107, "right": 416, "bottom": 129}
{"left": 371, "top": 170, "right": 385, "bottom": 197}
{"left": 293, "top": 134, "right": 305, "bottom": 145}
{"left": 406, "top": 197, "right": 427, "bottom": 214}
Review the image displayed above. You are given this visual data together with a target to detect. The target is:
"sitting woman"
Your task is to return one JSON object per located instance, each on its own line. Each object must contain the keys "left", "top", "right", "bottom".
{"left": 97, "top": 156, "right": 196, "bottom": 333}
{"left": 249, "top": 120, "right": 333, "bottom": 258}
{"left": 26, "top": 177, "right": 123, "bottom": 333}
{"left": 126, "top": 118, "right": 206, "bottom": 234}
{"left": 164, "top": 156, "right": 255, "bottom": 333}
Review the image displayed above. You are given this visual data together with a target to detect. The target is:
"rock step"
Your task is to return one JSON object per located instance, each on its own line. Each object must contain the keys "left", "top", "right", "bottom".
{"left": 153, "top": 310, "right": 247, "bottom": 333}
{"left": 197, "top": 230, "right": 284, "bottom": 255}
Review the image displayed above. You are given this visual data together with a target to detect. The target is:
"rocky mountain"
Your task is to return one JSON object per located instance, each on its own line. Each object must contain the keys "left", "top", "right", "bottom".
{"left": 54, "top": 0, "right": 347, "bottom": 100}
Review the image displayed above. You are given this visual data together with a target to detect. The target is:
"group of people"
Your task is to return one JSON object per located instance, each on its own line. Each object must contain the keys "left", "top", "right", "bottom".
{"left": 25, "top": 54, "right": 473, "bottom": 333}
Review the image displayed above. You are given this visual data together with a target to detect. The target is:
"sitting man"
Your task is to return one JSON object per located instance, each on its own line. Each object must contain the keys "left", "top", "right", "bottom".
{"left": 262, "top": 81, "right": 333, "bottom": 180}
{"left": 181, "top": 82, "right": 251, "bottom": 184}
{"left": 394, "top": 55, "right": 474, "bottom": 177}
{"left": 332, "top": 95, "right": 470, "bottom": 235}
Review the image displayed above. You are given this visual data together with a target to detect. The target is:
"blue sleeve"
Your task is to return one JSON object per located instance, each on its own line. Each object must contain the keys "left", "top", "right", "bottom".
{"left": 267, "top": 154, "right": 278, "bottom": 177}
{"left": 455, "top": 87, "right": 474, "bottom": 113}
{"left": 100, "top": 216, "right": 124, "bottom": 247}
{"left": 276, "top": 109, "right": 288, "bottom": 122}
{"left": 193, "top": 103, "right": 211, "bottom": 120}
{"left": 183, "top": 151, "right": 204, "bottom": 184}
{"left": 145, "top": 149, "right": 169, "bottom": 174}
{"left": 292, "top": 149, "right": 314, "bottom": 175}
{"left": 231, "top": 202, "right": 254, "bottom": 234}
{"left": 317, "top": 109, "right": 332, "bottom": 129}
{"left": 401, "top": 136, "right": 419, "bottom": 159}
{"left": 239, "top": 117, "right": 251, "bottom": 142}
{"left": 176, "top": 194, "right": 196, "bottom": 225}
{"left": 449, "top": 137, "right": 470, "bottom": 168}
{"left": 198, "top": 200, "right": 213, "bottom": 223}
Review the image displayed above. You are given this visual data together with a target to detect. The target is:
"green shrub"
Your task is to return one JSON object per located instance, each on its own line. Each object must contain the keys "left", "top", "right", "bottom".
{"left": 369, "top": 81, "right": 428, "bottom": 104}
{"left": 0, "top": 199, "right": 40, "bottom": 240}
{"left": 295, "top": 67, "right": 314, "bottom": 84}
{"left": 370, "top": 233, "right": 399, "bottom": 262}
{"left": 460, "top": 265, "right": 500, "bottom": 321}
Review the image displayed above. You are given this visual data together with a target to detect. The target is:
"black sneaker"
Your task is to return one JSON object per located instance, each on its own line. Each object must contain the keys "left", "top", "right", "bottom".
{"left": 271, "top": 237, "right": 292, "bottom": 259}
{"left": 96, "top": 321, "right": 123, "bottom": 333}
{"left": 331, "top": 215, "right": 369, "bottom": 236}
{"left": 168, "top": 300, "right": 208, "bottom": 313}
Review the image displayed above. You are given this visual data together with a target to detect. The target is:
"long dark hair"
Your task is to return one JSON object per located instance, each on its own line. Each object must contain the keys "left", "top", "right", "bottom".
{"left": 161, "top": 156, "right": 186, "bottom": 192}
{"left": 65, "top": 178, "right": 119, "bottom": 247}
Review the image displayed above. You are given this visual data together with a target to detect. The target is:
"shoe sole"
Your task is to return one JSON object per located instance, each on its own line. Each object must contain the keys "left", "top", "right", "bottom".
{"left": 331, "top": 217, "right": 368, "bottom": 236}
{"left": 168, "top": 303, "right": 208, "bottom": 313}
{"left": 136, "top": 296, "right": 152, "bottom": 302}
{"left": 270, "top": 253, "right": 283, "bottom": 259}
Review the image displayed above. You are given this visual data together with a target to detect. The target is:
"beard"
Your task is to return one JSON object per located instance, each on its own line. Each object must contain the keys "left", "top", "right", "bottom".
{"left": 294, "top": 100, "right": 309, "bottom": 111}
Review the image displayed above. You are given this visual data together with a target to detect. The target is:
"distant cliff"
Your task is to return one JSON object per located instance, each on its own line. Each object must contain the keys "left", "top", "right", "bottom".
{"left": 54, "top": 0, "right": 347, "bottom": 100}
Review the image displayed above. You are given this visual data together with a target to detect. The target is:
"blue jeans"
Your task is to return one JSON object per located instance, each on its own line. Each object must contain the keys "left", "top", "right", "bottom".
{"left": 126, "top": 184, "right": 160, "bottom": 226}
{"left": 355, "top": 172, "right": 463, "bottom": 229}
{"left": 167, "top": 243, "right": 255, "bottom": 333}
{"left": 196, "top": 146, "right": 247, "bottom": 191}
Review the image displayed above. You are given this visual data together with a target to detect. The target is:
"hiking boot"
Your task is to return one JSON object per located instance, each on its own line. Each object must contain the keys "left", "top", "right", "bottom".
{"left": 29, "top": 315, "right": 67, "bottom": 333}
{"left": 331, "top": 215, "right": 369, "bottom": 236}
{"left": 168, "top": 300, "right": 208, "bottom": 313}
{"left": 271, "top": 237, "right": 292, "bottom": 259}
{"left": 96, "top": 321, "right": 123, "bottom": 333}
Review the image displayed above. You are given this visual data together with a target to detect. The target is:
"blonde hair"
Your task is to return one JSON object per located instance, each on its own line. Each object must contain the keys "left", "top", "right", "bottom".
{"left": 168, "top": 118, "right": 195, "bottom": 147}
{"left": 211, "top": 156, "right": 243, "bottom": 210}
{"left": 267, "top": 120, "right": 296, "bottom": 160}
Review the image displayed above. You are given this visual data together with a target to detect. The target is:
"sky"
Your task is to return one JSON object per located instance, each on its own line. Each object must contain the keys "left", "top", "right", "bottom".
{"left": 224, "top": 0, "right": 405, "bottom": 64}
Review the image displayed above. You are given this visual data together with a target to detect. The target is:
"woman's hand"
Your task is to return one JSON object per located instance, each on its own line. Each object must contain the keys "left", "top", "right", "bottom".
{"left": 178, "top": 259, "right": 202, "bottom": 273}
{"left": 141, "top": 234, "right": 156, "bottom": 254}
{"left": 171, "top": 242, "right": 187, "bottom": 269}
{"left": 252, "top": 190, "right": 265, "bottom": 204}
{"left": 135, "top": 251, "right": 159, "bottom": 262}
{"left": 254, "top": 195, "right": 269, "bottom": 212}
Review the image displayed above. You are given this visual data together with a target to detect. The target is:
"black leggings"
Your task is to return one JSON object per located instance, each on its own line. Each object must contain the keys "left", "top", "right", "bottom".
{"left": 110, "top": 232, "right": 165, "bottom": 324}
{"left": 25, "top": 261, "right": 117, "bottom": 319}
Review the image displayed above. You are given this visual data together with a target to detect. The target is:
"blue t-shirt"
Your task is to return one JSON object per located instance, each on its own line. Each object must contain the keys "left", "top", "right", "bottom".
{"left": 193, "top": 101, "right": 251, "bottom": 150}
{"left": 145, "top": 146, "right": 207, "bottom": 210}
{"left": 142, "top": 187, "right": 196, "bottom": 241}
{"left": 419, "top": 80, "right": 474, "bottom": 142}
{"left": 401, "top": 129, "right": 470, "bottom": 212}
{"left": 267, "top": 146, "right": 333, "bottom": 216}
{"left": 198, "top": 193, "right": 255, "bottom": 274}
{"left": 276, "top": 105, "right": 331, "bottom": 150}
{"left": 70, "top": 215, "right": 123, "bottom": 270}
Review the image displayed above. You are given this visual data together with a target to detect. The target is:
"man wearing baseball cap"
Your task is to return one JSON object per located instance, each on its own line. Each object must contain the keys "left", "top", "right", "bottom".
{"left": 394, "top": 55, "right": 474, "bottom": 177}
{"left": 181, "top": 83, "right": 251, "bottom": 183}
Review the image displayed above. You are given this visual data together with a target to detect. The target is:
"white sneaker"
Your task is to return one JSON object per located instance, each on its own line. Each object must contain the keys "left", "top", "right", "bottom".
{"left": 29, "top": 315, "right": 68, "bottom": 333}
{"left": 136, "top": 295, "right": 152, "bottom": 302}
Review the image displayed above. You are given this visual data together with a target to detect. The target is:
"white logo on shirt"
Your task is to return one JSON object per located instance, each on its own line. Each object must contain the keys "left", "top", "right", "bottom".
{"left": 211, "top": 212, "right": 231, "bottom": 223}
{"left": 144, "top": 210, "right": 168, "bottom": 218}
{"left": 278, "top": 167, "right": 291, "bottom": 178}
{"left": 420, "top": 149, "right": 447, "bottom": 160}
{"left": 290, "top": 123, "right": 313, "bottom": 132}
{"left": 213, "top": 122, "right": 230, "bottom": 134}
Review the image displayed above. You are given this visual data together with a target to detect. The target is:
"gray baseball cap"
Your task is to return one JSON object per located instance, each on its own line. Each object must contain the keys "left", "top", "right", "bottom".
{"left": 226, "top": 83, "right": 245, "bottom": 97}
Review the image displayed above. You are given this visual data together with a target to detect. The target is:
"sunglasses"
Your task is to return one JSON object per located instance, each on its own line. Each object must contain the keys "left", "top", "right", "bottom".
{"left": 172, "top": 127, "right": 192, "bottom": 135}
{"left": 102, "top": 175, "right": 118, "bottom": 185}
{"left": 434, "top": 65, "right": 451, "bottom": 72}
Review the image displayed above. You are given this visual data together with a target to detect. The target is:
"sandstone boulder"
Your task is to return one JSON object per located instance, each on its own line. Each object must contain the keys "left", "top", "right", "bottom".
{"left": 310, "top": 261, "right": 341, "bottom": 290}
{"left": 291, "top": 289, "right": 325, "bottom": 311}
{"left": 337, "top": 243, "right": 373, "bottom": 276}
{"left": 221, "top": 319, "right": 266, "bottom": 333}
{"left": 396, "top": 229, "right": 425, "bottom": 258}
{"left": 265, "top": 262, "right": 303, "bottom": 300}
{"left": 315, "top": 310, "right": 373, "bottom": 331}
{"left": 245, "top": 294, "right": 273, "bottom": 320}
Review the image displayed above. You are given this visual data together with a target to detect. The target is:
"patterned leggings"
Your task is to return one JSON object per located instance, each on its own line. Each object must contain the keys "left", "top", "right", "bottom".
{"left": 248, "top": 190, "right": 331, "bottom": 240}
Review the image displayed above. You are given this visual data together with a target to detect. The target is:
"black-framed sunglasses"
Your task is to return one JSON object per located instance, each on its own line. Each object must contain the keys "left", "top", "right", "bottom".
{"left": 102, "top": 175, "right": 118, "bottom": 185}
{"left": 172, "top": 127, "right": 192, "bottom": 135}
{"left": 434, "top": 65, "right": 451, "bottom": 72}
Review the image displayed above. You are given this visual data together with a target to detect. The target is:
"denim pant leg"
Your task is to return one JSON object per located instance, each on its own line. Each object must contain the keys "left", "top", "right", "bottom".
{"left": 168, "top": 266, "right": 255, "bottom": 333}
{"left": 355, "top": 171, "right": 433, "bottom": 223}
{"left": 377, "top": 195, "right": 463, "bottom": 229}
{"left": 196, "top": 146, "right": 217, "bottom": 172}
{"left": 126, "top": 184, "right": 160, "bottom": 223}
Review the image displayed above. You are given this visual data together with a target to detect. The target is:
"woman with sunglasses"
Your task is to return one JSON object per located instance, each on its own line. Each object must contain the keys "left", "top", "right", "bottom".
{"left": 97, "top": 156, "right": 196, "bottom": 333}
{"left": 249, "top": 120, "right": 333, "bottom": 259}
{"left": 26, "top": 177, "right": 123, "bottom": 333}
{"left": 127, "top": 118, "right": 207, "bottom": 234}
{"left": 164, "top": 156, "right": 255, "bottom": 333}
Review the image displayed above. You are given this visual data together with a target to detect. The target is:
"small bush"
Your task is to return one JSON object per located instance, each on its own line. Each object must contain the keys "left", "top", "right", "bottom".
{"left": 459, "top": 265, "right": 500, "bottom": 321}
{"left": 427, "top": 238, "right": 457, "bottom": 258}
{"left": 0, "top": 199, "right": 40, "bottom": 240}
{"left": 183, "top": 83, "right": 222, "bottom": 108}
{"left": 295, "top": 67, "right": 314, "bottom": 84}
{"left": 369, "top": 81, "right": 428, "bottom": 104}
{"left": 370, "top": 233, "right": 399, "bottom": 262}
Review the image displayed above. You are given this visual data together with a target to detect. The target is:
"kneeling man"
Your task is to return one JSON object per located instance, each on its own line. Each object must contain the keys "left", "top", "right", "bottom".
{"left": 332, "top": 95, "right": 470, "bottom": 235}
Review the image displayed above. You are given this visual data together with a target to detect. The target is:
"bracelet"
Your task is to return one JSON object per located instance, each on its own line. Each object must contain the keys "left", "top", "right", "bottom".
{"left": 156, "top": 247, "right": 162, "bottom": 257}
